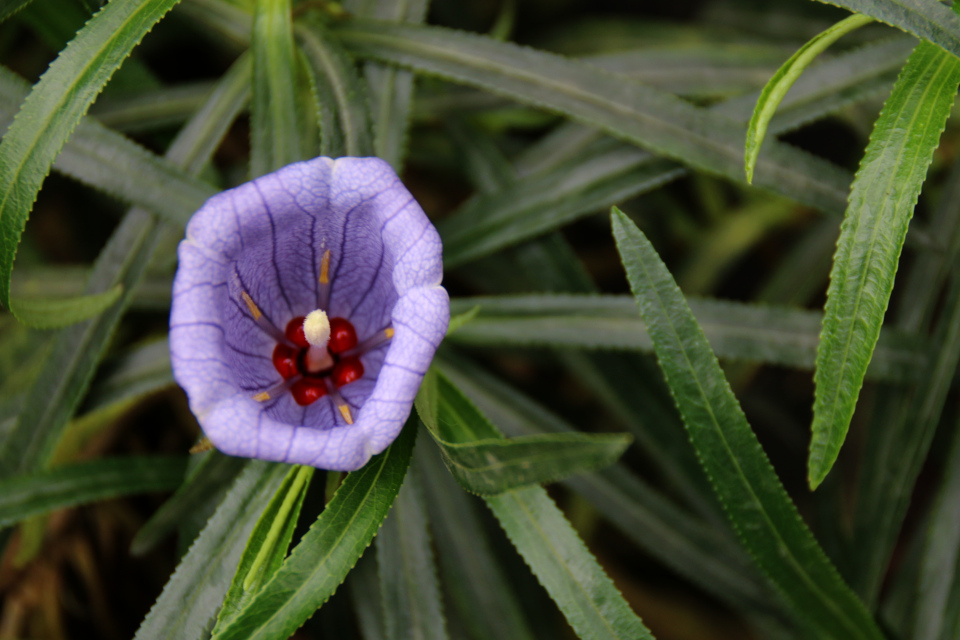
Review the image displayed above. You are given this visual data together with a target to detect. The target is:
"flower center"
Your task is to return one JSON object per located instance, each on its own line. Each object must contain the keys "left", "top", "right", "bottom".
{"left": 272, "top": 314, "right": 364, "bottom": 406}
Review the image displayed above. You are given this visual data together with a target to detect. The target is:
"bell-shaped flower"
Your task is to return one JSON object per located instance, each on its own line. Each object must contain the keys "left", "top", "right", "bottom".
{"left": 169, "top": 157, "right": 449, "bottom": 471}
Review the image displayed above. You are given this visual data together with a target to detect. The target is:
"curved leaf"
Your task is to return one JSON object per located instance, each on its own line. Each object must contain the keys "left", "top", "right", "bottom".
{"left": 809, "top": 40, "right": 960, "bottom": 489}
{"left": 0, "top": 0, "right": 184, "bottom": 310}
{"left": 10, "top": 284, "right": 122, "bottom": 329}
{"left": 611, "top": 208, "right": 883, "bottom": 640}
{"left": 745, "top": 13, "right": 874, "bottom": 183}
{"left": 0, "top": 456, "right": 186, "bottom": 528}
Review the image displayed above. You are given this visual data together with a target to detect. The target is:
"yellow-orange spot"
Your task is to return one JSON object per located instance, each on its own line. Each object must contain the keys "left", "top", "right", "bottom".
{"left": 253, "top": 391, "right": 271, "bottom": 402}
{"left": 241, "top": 291, "right": 262, "bottom": 320}
{"left": 338, "top": 404, "right": 354, "bottom": 425}
{"left": 384, "top": 327, "right": 395, "bottom": 339}
{"left": 319, "top": 250, "right": 331, "bottom": 284}
{"left": 189, "top": 438, "right": 214, "bottom": 454}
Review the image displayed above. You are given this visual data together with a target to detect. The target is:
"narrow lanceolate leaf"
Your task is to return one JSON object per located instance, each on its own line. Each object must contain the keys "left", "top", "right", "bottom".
{"left": 745, "top": 13, "right": 874, "bottom": 183}
{"left": 212, "top": 465, "right": 314, "bottom": 635}
{"left": 0, "top": 54, "right": 250, "bottom": 480}
{"left": 0, "top": 0, "right": 184, "bottom": 310}
{"left": 133, "top": 462, "right": 289, "bottom": 640}
{"left": 0, "top": 0, "right": 35, "bottom": 23}
{"left": 416, "top": 439, "right": 536, "bottom": 640}
{"left": 422, "top": 378, "right": 630, "bottom": 494}
{"left": 9, "top": 284, "right": 122, "bottom": 329}
{"left": 914, "top": 424, "right": 960, "bottom": 640}
{"left": 356, "top": 0, "right": 429, "bottom": 169}
{"left": 335, "top": 20, "right": 852, "bottom": 216}
{"left": 211, "top": 421, "right": 416, "bottom": 640}
{"left": 0, "top": 67, "right": 217, "bottom": 229}
{"left": 131, "top": 451, "right": 246, "bottom": 555}
{"left": 611, "top": 209, "right": 884, "bottom": 640}
{"left": 809, "top": 41, "right": 960, "bottom": 489}
{"left": 296, "top": 22, "right": 375, "bottom": 157}
{"left": 0, "top": 456, "right": 186, "bottom": 528}
{"left": 812, "top": 0, "right": 960, "bottom": 60}
{"left": 376, "top": 467, "right": 449, "bottom": 640}
{"left": 445, "top": 295, "right": 926, "bottom": 383}
{"left": 251, "top": 0, "right": 303, "bottom": 176}
{"left": 417, "top": 369, "right": 652, "bottom": 640}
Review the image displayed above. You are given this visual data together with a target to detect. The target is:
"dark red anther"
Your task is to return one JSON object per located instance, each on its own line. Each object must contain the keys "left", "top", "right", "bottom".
{"left": 332, "top": 356, "right": 364, "bottom": 387}
{"left": 272, "top": 344, "right": 299, "bottom": 379}
{"left": 328, "top": 317, "right": 358, "bottom": 353}
{"left": 291, "top": 378, "right": 328, "bottom": 406}
{"left": 285, "top": 316, "right": 309, "bottom": 348}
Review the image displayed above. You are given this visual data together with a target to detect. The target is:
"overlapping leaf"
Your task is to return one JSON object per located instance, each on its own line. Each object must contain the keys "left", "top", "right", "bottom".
{"left": 0, "top": 0, "right": 185, "bottom": 310}
{"left": 417, "top": 368, "right": 653, "bottom": 640}
{"left": 210, "top": 421, "right": 415, "bottom": 640}
{"left": 335, "top": 20, "right": 851, "bottom": 215}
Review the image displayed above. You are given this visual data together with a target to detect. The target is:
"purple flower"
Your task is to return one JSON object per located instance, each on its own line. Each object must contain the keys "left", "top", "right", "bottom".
{"left": 169, "top": 157, "right": 449, "bottom": 471}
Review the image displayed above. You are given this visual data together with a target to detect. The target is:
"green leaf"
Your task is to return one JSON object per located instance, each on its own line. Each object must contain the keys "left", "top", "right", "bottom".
{"left": 809, "top": 40, "right": 960, "bottom": 489}
{"left": 131, "top": 451, "right": 246, "bottom": 555}
{"left": 850, "top": 241, "right": 960, "bottom": 604}
{"left": 376, "top": 466, "right": 449, "bottom": 640}
{"left": 211, "top": 420, "right": 416, "bottom": 640}
{"left": 441, "top": 34, "right": 914, "bottom": 268}
{"left": 419, "top": 371, "right": 631, "bottom": 495}
{"left": 212, "top": 465, "right": 314, "bottom": 634}
{"left": 133, "top": 461, "right": 290, "bottom": 640}
{"left": 335, "top": 20, "right": 851, "bottom": 216}
{"left": 745, "top": 13, "right": 874, "bottom": 183}
{"left": 251, "top": 0, "right": 305, "bottom": 176}
{"left": 434, "top": 353, "right": 790, "bottom": 634}
{"left": 445, "top": 294, "right": 926, "bottom": 382}
{"left": 89, "top": 80, "right": 217, "bottom": 133}
{"left": 0, "top": 456, "right": 186, "bottom": 528}
{"left": 357, "top": 0, "right": 428, "bottom": 170}
{"left": 419, "top": 369, "right": 652, "bottom": 640}
{"left": 415, "top": 438, "right": 536, "bottom": 640}
{"left": 445, "top": 304, "right": 479, "bottom": 335}
{"left": 0, "top": 0, "right": 184, "bottom": 310}
{"left": 913, "top": 424, "right": 960, "bottom": 640}
{"left": 297, "top": 22, "right": 375, "bottom": 157}
{"left": 0, "top": 66, "right": 217, "bottom": 229}
{"left": 611, "top": 207, "right": 883, "bottom": 640}
{"left": 812, "top": 0, "right": 960, "bottom": 60}
{"left": 0, "top": 55, "right": 250, "bottom": 480}
{"left": 0, "top": 0, "right": 35, "bottom": 23}
{"left": 8, "top": 283, "right": 122, "bottom": 329}
{"left": 487, "top": 487, "right": 653, "bottom": 640}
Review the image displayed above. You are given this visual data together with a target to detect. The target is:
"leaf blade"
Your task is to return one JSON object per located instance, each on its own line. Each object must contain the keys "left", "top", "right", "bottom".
{"left": 809, "top": 40, "right": 960, "bottom": 488}
{"left": 0, "top": 0, "right": 184, "bottom": 309}
{"left": 211, "top": 420, "right": 416, "bottom": 640}
{"left": 611, "top": 208, "right": 883, "bottom": 640}
{"left": 745, "top": 13, "right": 874, "bottom": 183}
{"left": 0, "top": 456, "right": 186, "bottom": 528}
